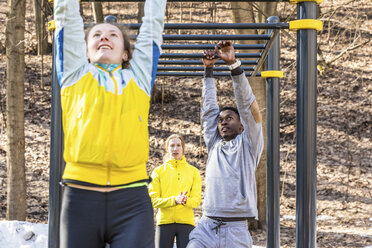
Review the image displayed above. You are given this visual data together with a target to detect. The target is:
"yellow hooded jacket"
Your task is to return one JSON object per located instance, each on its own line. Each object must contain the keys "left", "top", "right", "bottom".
{"left": 54, "top": 0, "right": 166, "bottom": 186}
{"left": 149, "top": 156, "right": 202, "bottom": 226}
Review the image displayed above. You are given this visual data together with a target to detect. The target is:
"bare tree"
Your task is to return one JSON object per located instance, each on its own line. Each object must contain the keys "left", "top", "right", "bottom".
{"left": 231, "top": 1, "right": 278, "bottom": 230}
{"left": 137, "top": 2, "right": 144, "bottom": 23}
{"left": 92, "top": 2, "right": 104, "bottom": 23}
{"left": 6, "top": 0, "right": 26, "bottom": 220}
{"left": 33, "top": 0, "right": 48, "bottom": 55}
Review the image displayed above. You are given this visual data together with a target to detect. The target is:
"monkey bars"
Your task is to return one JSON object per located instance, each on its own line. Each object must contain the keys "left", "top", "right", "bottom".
{"left": 121, "top": 22, "right": 288, "bottom": 77}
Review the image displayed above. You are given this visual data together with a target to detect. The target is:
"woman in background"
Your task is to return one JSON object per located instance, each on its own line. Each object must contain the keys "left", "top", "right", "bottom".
{"left": 149, "top": 134, "right": 202, "bottom": 248}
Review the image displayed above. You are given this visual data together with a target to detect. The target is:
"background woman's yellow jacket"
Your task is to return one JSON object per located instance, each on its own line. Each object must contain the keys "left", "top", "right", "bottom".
{"left": 149, "top": 156, "right": 202, "bottom": 226}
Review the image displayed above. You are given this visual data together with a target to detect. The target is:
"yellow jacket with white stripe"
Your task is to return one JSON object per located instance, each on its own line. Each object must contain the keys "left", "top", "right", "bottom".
{"left": 54, "top": 0, "right": 166, "bottom": 186}
{"left": 149, "top": 156, "right": 202, "bottom": 225}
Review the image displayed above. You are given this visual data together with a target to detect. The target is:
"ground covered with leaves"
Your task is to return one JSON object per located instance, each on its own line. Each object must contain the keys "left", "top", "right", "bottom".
{"left": 0, "top": 0, "right": 371, "bottom": 247}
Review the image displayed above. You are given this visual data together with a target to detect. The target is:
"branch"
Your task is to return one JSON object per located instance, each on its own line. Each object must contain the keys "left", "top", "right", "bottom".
{"left": 320, "top": 0, "right": 356, "bottom": 20}
{"left": 326, "top": 18, "right": 370, "bottom": 33}
{"left": 326, "top": 39, "right": 371, "bottom": 65}
{"left": 281, "top": 29, "right": 296, "bottom": 44}
{"left": 250, "top": 2, "right": 269, "bottom": 19}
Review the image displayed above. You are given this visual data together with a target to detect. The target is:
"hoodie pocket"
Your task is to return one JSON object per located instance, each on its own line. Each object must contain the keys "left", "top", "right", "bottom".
{"left": 204, "top": 176, "right": 247, "bottom": 211}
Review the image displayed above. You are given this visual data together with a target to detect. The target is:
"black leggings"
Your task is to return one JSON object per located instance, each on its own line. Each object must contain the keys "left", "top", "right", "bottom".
{"left": 155, "top": 223, "right": 194, "bottom": 248}
{"left": 60, "top": 185, "right": 154, "bottom": 248}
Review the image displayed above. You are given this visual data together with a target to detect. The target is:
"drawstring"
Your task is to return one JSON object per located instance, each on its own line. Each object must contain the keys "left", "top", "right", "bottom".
{"left": 97, "top": 68, "right": 108, "bottom": 91}
{"left": 212, "top": 218, "right": 226, "bottom": 234}
{"left": 120, "top": 69, "right": 126, "bottom": 86}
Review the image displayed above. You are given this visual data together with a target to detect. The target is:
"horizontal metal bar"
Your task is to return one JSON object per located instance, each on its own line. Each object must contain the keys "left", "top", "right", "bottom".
{"left": 163, "top": 34, "right": 271, "bottom": 40}
{"left": 160, "top": 53, "right": 261, "bottom": 58}
{"left": 84, "top": 0, "right": 287, "bottom": 2}
{"left": 156, "top": 72, "right": 262, "bottom": 77}
{"left": 123, "top": 23, "right": 289, "bottom": 30}
{"left": 129, "top": 34, "right": 271, "bottom": 40}
{"left": 161, "top": 44, "right": 266, "bottom": 50}
{"left": 158, "top": 59, "right": 258, "bottom": 65}
{"left": 157, "top": 66, "right": 255, "bottom": 71}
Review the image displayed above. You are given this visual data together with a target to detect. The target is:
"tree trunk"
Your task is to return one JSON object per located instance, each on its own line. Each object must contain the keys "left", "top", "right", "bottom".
{"left": 33, "top": 0, "right": 48, "bottom": 55}
{"left": 92, "top": 2, "right": 104, "bottom": 23}
{"left": 137, "top": 2, "right": 144, "bottom": 23}
{"left": 6, "top": 0, "right": 26, "bottom": 220}
{"left": 231, "top": 2, "right": 277, "bottom": 230}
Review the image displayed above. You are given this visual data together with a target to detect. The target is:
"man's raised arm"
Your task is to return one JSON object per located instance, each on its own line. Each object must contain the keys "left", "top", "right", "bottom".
{"left": 216, "top": 41, "right": 263, "bottom": 165}
{"left": 201, "top": 50, "right": 220, "bottom": 150}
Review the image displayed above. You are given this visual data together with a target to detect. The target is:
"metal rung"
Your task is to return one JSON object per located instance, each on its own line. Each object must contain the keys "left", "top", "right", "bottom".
{"left": 161, "top": 44, "right": 266, "bottom": 50}
{"left": 123, "top": 23, "right": 289, "bottom": 30}
{"left": 163, "top": 34, "right": 271, "bottom": 40}
{"left": 156, "top": 72, "right": 262, "bottom": 77}
{"left": 157, "top": 60, "right": 258, "bottom": 65}
{"left": 160, "top": 53, "right": 261, "bottom": 58}
{"left": 129, "top": 34, "right": 271, "bottom": 40}
{"left": 157, "top": 66, "right": 255, "bottom": 71}
{"left": 83, "top": 0, "right": 288, "bottom": 2}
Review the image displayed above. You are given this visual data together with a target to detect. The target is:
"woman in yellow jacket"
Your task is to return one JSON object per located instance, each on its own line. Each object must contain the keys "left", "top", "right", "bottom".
{"left": 149, "top": 134, "right": 202, "bottom": 248}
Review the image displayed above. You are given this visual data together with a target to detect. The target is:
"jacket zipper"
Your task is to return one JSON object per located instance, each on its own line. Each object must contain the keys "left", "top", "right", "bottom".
{"left": 106, "top": 71, "right": 119, "bottom": 185}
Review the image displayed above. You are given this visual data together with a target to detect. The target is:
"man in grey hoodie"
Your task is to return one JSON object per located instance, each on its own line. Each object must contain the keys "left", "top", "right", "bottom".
{"left": 187, "top": 41, "right": 264, "bottom": 248}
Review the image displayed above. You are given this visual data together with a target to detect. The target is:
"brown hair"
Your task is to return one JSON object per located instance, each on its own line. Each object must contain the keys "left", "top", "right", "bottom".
{"left": 163, "top": 134, "right": 185, "bottom": 162}
{"left": 85, "top": 23, "right": 132, "bottom": 69}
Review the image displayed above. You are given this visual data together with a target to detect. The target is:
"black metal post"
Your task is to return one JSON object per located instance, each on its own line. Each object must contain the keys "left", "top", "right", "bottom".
{"left": 266, "top": 16, "right": 281, "bottom": 248}
{"left": 48, "top": 36, "right": 64, "bottom": 248}
{"left": 296, "top": 2, "right": 318, "bottom": 248}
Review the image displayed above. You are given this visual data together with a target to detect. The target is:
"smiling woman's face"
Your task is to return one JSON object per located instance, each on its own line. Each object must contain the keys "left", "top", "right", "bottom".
{"left": 86, "top": 23, "right": 128, "bottom": 65}
{"left": 167, "top": 137, "right": 183, "bottom": 160}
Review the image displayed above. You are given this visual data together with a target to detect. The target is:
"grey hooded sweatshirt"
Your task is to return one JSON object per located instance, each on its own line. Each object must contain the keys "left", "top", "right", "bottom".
{"left": 202, "top": 68, "right": 264, "bottom": 219}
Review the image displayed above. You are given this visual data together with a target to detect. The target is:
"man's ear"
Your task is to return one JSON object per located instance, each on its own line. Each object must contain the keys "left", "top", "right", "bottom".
{"left": 239, "top": 123, "right": 244, "bottom": 133}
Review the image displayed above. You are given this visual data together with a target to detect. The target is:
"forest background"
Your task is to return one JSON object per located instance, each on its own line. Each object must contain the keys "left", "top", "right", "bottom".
{"left": 0, "top": 0, "right": 371, "bottom": 247}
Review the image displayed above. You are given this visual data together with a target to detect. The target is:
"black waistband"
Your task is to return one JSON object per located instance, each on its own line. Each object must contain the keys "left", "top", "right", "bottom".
{"left": 207, "top": 216, "right": 255, "bottom": 222}
{"left": 61, "top": 178, "right": 152, "bottom": 188}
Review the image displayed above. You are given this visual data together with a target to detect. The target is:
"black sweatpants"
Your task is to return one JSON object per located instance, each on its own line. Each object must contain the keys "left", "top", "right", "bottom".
{"left": 60, "top": 185, "right": 154, "bottom": 248}
{"left": 155, "top": 223, "right": 194, "bottom": 248}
